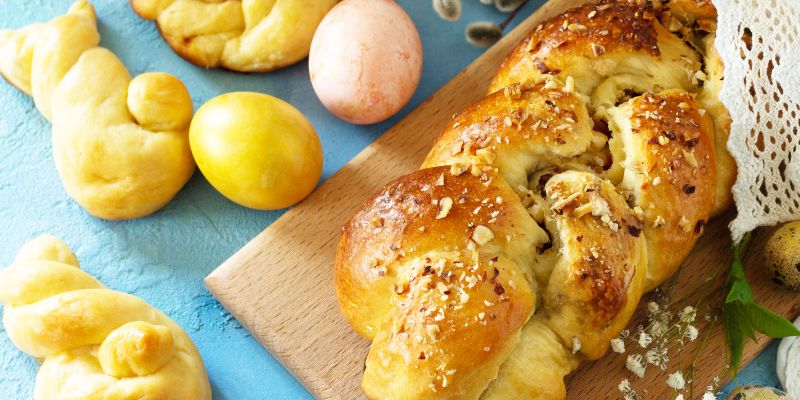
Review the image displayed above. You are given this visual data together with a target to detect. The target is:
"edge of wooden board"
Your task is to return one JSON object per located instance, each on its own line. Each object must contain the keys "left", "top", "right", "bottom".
{"left": 206, "top": 1, "right": 587, "bottom": 398}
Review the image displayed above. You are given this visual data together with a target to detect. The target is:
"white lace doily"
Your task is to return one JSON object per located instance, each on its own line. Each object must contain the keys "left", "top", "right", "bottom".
{"left": 713, "top": 0, "right": 800, "bottom": 242}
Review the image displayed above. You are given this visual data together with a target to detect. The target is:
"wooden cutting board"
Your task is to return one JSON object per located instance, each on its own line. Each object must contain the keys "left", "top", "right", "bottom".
{"left": 205, "top": 1, "right": 800, "bottom": 398}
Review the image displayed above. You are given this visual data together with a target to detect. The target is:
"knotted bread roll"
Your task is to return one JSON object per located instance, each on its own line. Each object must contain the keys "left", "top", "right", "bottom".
{"left": 335, "top": 1, "right": 736, "bottom": 398}
{"left": 0, "top": 235, "right": 211, "bottom": 399}
{"left": 0, "top": 1, "right": 194, "bottom": 220}
{"left": 131, "top": 0, "right": 339, "bottom": 72}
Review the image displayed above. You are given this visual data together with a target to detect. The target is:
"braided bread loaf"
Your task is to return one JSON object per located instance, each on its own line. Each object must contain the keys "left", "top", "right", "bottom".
{"left": 0, "top": 235, "right": 211, "bottom": 399}
{"left": 334, "top": 1, "right": 735, "bottom": 398}
{"left": 131, "top": 0, "right": 339, "bottom": 72}
{"left": 0, "top": 1, "right": 194, "bottom": 220}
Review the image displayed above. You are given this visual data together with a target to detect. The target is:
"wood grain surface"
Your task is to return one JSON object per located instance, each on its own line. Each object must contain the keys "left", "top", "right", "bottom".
{"left": 205, "top": 1, "right": 800, "bottom": 398}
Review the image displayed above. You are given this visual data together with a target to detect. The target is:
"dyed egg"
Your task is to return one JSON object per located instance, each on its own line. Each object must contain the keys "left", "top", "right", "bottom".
{"left": 190, "top": 92, "right": 323, "bottom": 210}
{"left": 309, "top": 0, "right": 422, "bottom": 125}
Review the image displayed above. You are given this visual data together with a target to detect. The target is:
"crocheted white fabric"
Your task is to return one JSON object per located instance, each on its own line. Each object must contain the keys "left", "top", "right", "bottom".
{"left": 713, "top": 0, "right": 800, "bottom": 242}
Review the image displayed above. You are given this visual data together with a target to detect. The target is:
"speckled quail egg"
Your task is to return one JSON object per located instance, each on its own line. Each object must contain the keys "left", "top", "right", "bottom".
{"left": 764, "top": 221, "right": 800, "bottom": 291}
{"left": 727, "top": 386, "right": 791, "bottom": 400}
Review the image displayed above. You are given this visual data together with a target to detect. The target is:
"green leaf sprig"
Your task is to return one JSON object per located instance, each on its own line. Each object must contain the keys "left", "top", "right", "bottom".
{"left": 723, "top": 231, "right": 800, "bottom": 376}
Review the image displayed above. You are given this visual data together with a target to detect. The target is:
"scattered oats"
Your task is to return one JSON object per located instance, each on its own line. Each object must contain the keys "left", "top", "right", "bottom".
{"left": 478, "top": 312, "right": 485, "bottom": 320}
{"left": 678, "top": 101, "right": 690, "bottom": 110}
{"left": 473, "top": 225, "right": 495, "bottom": 245}
{"left": 572, "top": 336, "right": 582, "bottom": 354}
{"left": 658, "top": 135, "right": 670, "bottom": 146}
{"left": 437, "top": 197, "right": 454, "bottom": 219}
{"left": 698, "top": 108, "right": 707, "bottom": 116}
{"left": 626, "top": 354, "right": 646, "bottom": 378}
{"left": 587, "top": 10, "right": 597, "bottom": 18}
{"left": 652, "top": 176, "right": 662, "bottom": 186}
{"left": 653, "top": 215, "right": 666, "bottom": 228}
{"left": 633, "top": 206, "right": 645, "bottom": 220}
{"left": 504, "top": 116, "right": 513, "bottom": 127}
{"left": 666, "top": 371, "right": 685, "bottom": 390}
{"left": 496, "top": 196, "right": 503, "bottom": 204}
{"left": 611, "top": 338, "right": 626, "bottom": 353}
{"left": 418, "top": 226, "right": 426, "bottom": 232}
{"left": 484, "top": 300, "right": 493, "bottom": 307}
{"left": 484, "top": 346, "right": 491, "bottom": 352}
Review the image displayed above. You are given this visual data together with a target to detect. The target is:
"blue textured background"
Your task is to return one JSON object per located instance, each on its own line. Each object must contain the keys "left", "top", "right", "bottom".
{"left": 0, "top": 1, "right": 783, "bottom": 399}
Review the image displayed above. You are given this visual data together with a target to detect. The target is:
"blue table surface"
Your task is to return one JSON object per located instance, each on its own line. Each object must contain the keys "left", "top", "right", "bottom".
{"left": 0, "top": 1, "right": 783, "bottom": 399}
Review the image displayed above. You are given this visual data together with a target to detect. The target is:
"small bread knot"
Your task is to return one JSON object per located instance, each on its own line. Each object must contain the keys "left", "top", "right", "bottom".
{"left": 14, "top": 234, "right": 79, "bottom": 267}
{"left": 0, "top": 236, "right": 211, "bottom": 398}
{"left": 98, "top": 321, "right": 176, "bottom": 378}
{"left": 128, "top": 72, "right": 193, "bottom": 132}
{"left": 66, "top": 0, "right": 97, "bottom": 26}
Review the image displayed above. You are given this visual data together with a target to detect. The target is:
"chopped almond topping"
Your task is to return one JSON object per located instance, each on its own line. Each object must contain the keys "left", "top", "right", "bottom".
{"left": 425, "top": 324, "right": 441, "bottom": 340}
{"left": 451, "top": 140, "right": 464, "bottom": 156}
{"left": 564, "top": 76, "right": 575, "bottom": 93}
{"left": 450, "top": 163, "right": 469, "bottom": 176}
{"left": 437, "top": 197, "right": 454, "bottom": 219}
{"left": 683, "top": 150, "right": 698, "bottom": 168}
{"left": 476, "top": 148, "right": 496, "bottom": 164}
{"left": 473, "top": 225, "right": 495, "bottom": 245}
{"left": 654, "top": 215, "right": 666, "bottom": 228}
{"left": 678, "top": 216, "right": 692, "bottom": 231}
{"left": 435, "top": 173, "right": 445, "bottom": 186}
{"left": 591, "top": 42, "right": 606, "bottom": 57}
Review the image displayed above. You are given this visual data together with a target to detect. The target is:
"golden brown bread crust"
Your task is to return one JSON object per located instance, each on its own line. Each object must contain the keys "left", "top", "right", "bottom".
{"left": 335, "top": 166, "right": 547, "bottom": 398}
{"left": 608, "top": 90, "right": 716, "bottom": 289}
{"left": 423, "top": 80, "right": 603, "bottom": 192}
{"left": 488, "top": 2, "right": 700, "bottom": 97}
{"left": 542, "top": 171, "right": 647, "bottom": 359}
{"left": 335, "top": 1, "right": 735, "bottom": 398}
{"left": 335, "top": 166, "right": 546, "bottom": 340}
